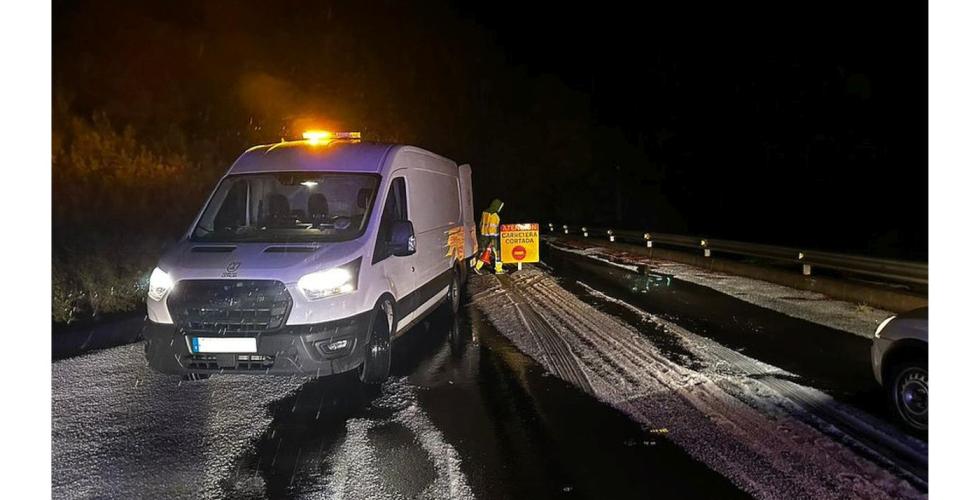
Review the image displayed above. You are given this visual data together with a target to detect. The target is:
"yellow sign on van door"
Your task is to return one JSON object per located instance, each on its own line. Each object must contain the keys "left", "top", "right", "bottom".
{"left": 500, "top": 223, "right": 540, "bottom": 264}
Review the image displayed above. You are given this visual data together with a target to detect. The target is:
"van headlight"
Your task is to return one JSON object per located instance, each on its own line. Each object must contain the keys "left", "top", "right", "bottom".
{"left": 874, "top": 315, "right": 896, "bottom": 338}
{"left": 148, "top": 267, "right": 174, "bottom": 301}
{"left": 298, "top": 259, "right": 360, "bottom": 300}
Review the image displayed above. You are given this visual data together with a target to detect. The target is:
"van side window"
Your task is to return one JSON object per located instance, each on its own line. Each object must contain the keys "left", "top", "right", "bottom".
{"left": 373, "top": 177, "right": 408, "bottom": 263}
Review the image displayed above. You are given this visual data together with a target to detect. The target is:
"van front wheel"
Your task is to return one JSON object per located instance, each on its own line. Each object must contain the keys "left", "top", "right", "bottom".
{"left": 359, "top": 298, "right": 394, "bottom": 384}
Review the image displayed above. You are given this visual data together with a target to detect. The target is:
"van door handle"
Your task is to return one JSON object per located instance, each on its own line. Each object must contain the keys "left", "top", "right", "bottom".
{"left": 411, "top": 266, "right": 415, "bottom": 272}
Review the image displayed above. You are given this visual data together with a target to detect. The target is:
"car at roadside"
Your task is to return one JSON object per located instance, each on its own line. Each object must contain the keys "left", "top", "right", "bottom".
{"left": 871, "top": 307, "right": 928, "bottom": 432}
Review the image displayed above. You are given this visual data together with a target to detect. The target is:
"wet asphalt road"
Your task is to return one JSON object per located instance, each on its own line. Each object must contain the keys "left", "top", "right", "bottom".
{"left": 52, "top": 294, "right": 747, "bottom": 498}
{"left": 227, "top": 305, "right": 746, "bottom": 499}
{"left": 52, "top": 246, "right": 914, "bottom": 498}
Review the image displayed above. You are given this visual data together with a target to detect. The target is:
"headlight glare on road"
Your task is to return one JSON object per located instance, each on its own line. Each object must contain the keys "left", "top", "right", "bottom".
{"left": 298, "top": 267, "right": 355, "bottom": 300}
{"left": 874, "top": 315, "right": 896, "bottom": 338}
{"left": 148, "top": 267, "right": 173, "bottom": 301}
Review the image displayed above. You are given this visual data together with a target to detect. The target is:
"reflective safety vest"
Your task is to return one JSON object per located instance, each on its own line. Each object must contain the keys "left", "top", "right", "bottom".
{"left": 480, "top": 211, "right": 500, "bottom": 236}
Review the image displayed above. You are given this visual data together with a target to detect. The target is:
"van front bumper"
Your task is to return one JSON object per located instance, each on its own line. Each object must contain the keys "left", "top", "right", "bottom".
{"left": 144, "top": 311, "right": 373, "bottom": 377}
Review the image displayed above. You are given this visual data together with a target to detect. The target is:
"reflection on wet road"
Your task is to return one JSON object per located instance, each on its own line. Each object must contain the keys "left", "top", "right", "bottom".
{"left": 56, "top": 248, "right": 918, "bottom": 499}
{"left": 230, "top": 305, "right": 745, "bottom": 499}
{"left": 52, "top": 256, "right": 928, "bottom": 498}
{"left": 52, "top": 296, "right": 747, "bottom": 498}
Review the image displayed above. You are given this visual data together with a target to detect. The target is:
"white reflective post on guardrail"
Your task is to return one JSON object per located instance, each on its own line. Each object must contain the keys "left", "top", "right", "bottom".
{"left": 643, "top": 233, "right": 653, "bottom": 248}
{"left": 700, "top": 239, "right": 711, "bottom": 257}
{"left": 582, "top": 227, "right": 589, "bottom": 238}
{"left": 563, "top": 224, "right": 569, "bottom": 235}
{"left": 799, "top": 252, "right": 811, "bottom": 276}
{"left": 608, "top": 229, "right": 615, "bottom": 242}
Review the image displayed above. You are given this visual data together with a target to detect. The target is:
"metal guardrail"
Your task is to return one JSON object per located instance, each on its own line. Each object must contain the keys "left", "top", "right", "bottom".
{"left": 546, "top": 223, "right": 928, "bottom": 286}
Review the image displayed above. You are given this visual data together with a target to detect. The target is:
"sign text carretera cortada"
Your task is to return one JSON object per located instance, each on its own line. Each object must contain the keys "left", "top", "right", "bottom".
{"left": 500, "top": 223, "right": 539, "bottom": 264}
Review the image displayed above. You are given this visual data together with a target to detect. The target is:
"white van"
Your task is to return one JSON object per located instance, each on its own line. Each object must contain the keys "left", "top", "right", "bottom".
{"left": 144, "top": 132, "right": 477, "bottom": 383}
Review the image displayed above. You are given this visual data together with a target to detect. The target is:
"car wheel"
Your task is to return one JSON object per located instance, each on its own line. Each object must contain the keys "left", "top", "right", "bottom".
{"left": 182, "top": 373, "right": 210, "bottom": 381}
{"left": 888, "top": 358, "right": 928, "bottom": 431}
{"left": 359, "top": 298, "right": 394, "bottom": 384}
{"left": 448, "top": 270, "right": 461, "bottom": 314}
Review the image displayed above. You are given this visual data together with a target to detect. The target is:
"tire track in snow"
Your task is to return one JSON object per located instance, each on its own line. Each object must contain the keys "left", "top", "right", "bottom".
{"left": 470, "top": 269, "right": 924, "bottom": 499}
{"left": 573, "top": 279, "right": 928, "bottom": 488}
{"left": 494, "top": 274, "right": 594, "bottom": 395}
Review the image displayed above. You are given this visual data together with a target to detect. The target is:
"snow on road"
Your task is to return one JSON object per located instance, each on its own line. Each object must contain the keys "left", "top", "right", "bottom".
{"left": 574, "top": 280, "right": 928, "bottom": 485}
{"left": 549, "top": 240, "right": 895, "bottom": 338}
{"left": 52, "top": 344, "right": 306, "bottom": 499}
{"left": 52, "top": 345, "right": 473, "bottom": 499}
{"left": 290, "top": 379, "right": 475, "bottom": 500}
{"left": 468, "top": 268, "right": 924, "bottom": 499}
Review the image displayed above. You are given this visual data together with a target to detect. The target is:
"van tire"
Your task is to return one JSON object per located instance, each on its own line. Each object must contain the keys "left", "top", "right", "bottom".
{"left": 359, "top": 298, "right": 394, "bottom": 384}
{"left": 448, "top": 270, "right": 461, "bottom": 314}
{"left": 458, "top": 260, "right": 469, "bottom": 286}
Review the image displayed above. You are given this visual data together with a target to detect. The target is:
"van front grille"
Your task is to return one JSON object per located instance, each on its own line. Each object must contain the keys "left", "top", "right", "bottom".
{"left": 168, "top": 280, "right": 292, "bottom": 334}
{"left": 185, "top": 354, "right": 275, "bottom": 371}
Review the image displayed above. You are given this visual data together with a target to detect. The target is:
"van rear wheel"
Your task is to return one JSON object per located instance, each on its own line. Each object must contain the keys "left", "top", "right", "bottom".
{"left": 359, "top": 298, "right": 394, "bottom": 384}
{"left": 448, "top": 270, "right": 461, "bottom": 314}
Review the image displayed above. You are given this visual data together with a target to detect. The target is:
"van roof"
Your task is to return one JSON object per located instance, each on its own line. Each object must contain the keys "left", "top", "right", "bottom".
{"left": 226, "top": 140, "right": 399, "bottom": 176}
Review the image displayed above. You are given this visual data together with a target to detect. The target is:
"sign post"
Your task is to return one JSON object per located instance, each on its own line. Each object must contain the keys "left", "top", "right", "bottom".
{"left": 500, "top": 223, "right": 540, "bottom": 269}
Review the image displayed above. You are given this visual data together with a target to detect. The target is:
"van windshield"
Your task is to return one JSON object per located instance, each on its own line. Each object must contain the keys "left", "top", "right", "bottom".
{"left": 191, "top": 173, "right": 380, "bottom": 243}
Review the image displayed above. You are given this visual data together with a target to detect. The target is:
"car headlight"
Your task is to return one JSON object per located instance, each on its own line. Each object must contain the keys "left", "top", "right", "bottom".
{"left": 298, "top": 259, "right": 360, "bottom": 300}
{"left": 874, "top": 315, "right": 896, "bottom": 338}
{"left": 148, "top": 267, "right": 174, "bottom": 301}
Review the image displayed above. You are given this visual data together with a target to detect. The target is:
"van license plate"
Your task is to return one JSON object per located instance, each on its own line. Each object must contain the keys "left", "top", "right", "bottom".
{"left": 191, "top": 337, "right": 257, "bottom": 354}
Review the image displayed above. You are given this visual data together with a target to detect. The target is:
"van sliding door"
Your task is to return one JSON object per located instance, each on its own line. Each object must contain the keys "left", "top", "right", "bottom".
{"left": 374, "top": 174, "right": 418, "bottom": 332}
{"left": 405, "top": 161, "right": 460, "bottom": 315}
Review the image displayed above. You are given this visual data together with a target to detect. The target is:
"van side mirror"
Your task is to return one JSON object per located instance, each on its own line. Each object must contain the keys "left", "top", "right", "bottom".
{"left": 388, "top": 220, "right": 416, "bottom": 256}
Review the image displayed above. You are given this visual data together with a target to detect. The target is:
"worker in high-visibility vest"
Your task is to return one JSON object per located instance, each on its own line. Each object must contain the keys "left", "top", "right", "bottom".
{"left": 476, "top": 198, "right": 504, "bottom": 273}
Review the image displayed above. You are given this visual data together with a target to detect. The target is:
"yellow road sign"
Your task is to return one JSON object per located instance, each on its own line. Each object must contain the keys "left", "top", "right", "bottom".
{"left": 500, "top": 223, "right": 539, "bottom": 264}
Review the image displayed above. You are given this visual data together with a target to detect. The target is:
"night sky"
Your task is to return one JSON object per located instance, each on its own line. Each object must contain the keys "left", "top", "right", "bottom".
{"left": 53, "top": 0, "right": 927, "bottom": 259}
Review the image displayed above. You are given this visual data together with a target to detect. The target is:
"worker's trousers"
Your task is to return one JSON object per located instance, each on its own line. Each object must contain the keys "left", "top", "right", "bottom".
{"left": 478, "top": 234, "right": 500, "bottom": 263}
